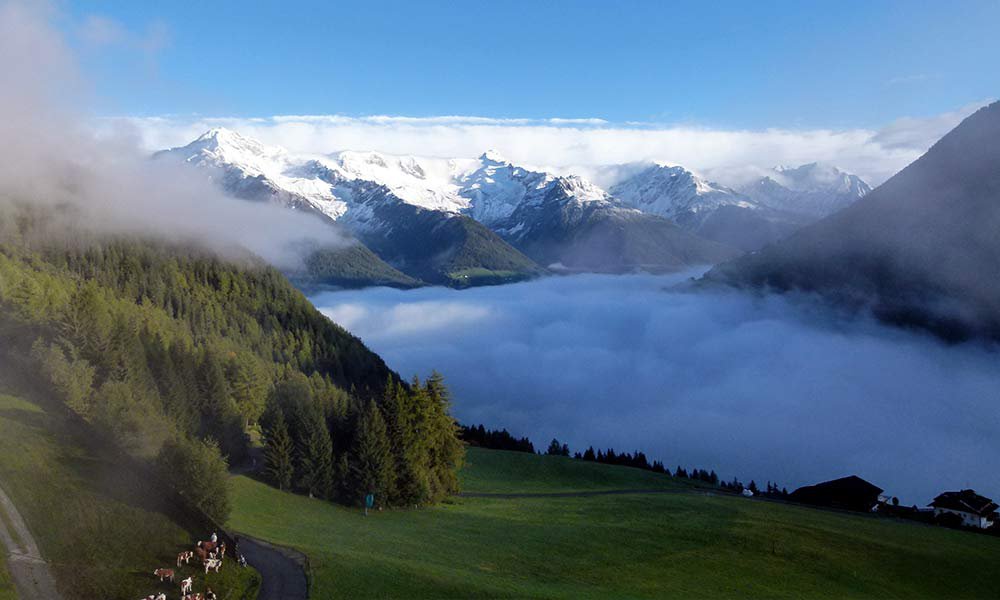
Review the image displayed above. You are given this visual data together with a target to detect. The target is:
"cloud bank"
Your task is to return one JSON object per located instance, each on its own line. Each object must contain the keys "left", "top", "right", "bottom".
{"left": 118, "top": 101, "right": 989, "bottom": 187}
{"left": 314, "top": 273, "right": 1000, "bottom": 504}
{"left": 0, "top": 2, "right": 347, "bottom": 269}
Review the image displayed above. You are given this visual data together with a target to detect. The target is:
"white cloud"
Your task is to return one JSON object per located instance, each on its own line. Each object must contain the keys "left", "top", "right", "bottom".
{"left": 312, "top": 272, "right": 1000, "bottom": 504}
{"left": 113, "top": 101, "right": 990, "bottom": 187}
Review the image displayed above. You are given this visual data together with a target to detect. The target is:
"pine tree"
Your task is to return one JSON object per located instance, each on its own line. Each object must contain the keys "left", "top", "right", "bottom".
{"left": 423, "top": 372, "right": 464, "bottom": 501}
{"left": 546, "top": 439, "right": 563, "bottom": 455}
{"left": 264, "top": 409, "right": 294, "bottom": 491}
{"left": 298, "top": 406, "right": 335, "bottom": 499}
{"left": 349, "top": 400, "right": 396, "bottom": 507}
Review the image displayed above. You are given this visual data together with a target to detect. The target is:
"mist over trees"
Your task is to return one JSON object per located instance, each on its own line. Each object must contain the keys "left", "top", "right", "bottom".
{"left": 0, "top": 204, "right": 464, "bottom": 519}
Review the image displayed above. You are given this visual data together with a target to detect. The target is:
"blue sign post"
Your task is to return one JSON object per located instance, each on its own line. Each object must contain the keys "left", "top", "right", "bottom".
{"left": 364, "top": 493, "right": 374, "bottom": 516}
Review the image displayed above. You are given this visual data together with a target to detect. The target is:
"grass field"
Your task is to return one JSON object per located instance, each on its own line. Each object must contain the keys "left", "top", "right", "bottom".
{"left": 229, "top": 447, "right": 1000, "bottom": 599}
{"left": 0, "top": 378, "right": 260, "bottom": 599}
{"left": 0, "top": 555, "right": 13, "bottom": 600}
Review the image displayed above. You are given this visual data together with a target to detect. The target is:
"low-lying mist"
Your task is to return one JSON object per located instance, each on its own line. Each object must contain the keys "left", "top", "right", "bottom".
{"left": 0, "top": 2, "right": 348, "bottom": 268}
{"left": 313, "top": 272, "right": 1000, "bottom": 504}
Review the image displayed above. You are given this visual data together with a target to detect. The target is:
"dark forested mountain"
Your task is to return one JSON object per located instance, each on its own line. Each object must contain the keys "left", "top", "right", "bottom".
{"left": 0, "top": 204, "right": 464, "bottom": 514}
{"left": 705, "top": 101, "right": 1000, "bottom": 341}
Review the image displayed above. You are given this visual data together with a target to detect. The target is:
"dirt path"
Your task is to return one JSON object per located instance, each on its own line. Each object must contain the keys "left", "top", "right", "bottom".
{"left": 0, "top": 484, "right": 62, "bottom": 600}
{"left": 234, "top": 534, "right": 308, "bottom": 600}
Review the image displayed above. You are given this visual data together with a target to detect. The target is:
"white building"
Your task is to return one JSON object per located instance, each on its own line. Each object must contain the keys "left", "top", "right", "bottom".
{"left": 930, "top": 490, "right": 998, "bottom": 529}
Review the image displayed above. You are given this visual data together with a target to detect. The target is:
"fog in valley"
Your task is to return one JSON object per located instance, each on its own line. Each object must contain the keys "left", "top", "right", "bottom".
{"left": 315, "top": 272, "right": 1000, "bottom": 504}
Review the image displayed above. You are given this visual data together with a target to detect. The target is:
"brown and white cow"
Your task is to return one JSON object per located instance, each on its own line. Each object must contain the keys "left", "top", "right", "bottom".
{"left": 182, "top": 594, "right": 204, "bottom": 600}
{"left": 139, "top": 594, "right": 167, "bottom": 600}
{"left": 197, "top": 540, "right": 218, "bottom": 553}
{"left": 194, "top": 547, "right": 209, "bottom": 564}
{"left": 153, "top": 568, "right": 174, "bottom": 582}
{"left": 203, "top": 557, "right": 222, "bottom": 574}
{"left": 180, "top": 576, "right": 194, "bottom": 595}
{"left": 217, "top": 542, "right": 226, "bottom": 559}
{"left": 177, "top": 550, "right": 194, "bottom": 566}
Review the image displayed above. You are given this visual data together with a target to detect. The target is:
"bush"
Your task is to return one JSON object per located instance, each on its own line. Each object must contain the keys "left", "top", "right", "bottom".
{"left": 157, "top": 436, "right": 232, "bottom": 523}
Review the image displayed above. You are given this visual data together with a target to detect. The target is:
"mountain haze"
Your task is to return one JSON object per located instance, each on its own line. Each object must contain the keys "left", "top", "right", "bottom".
{"left": 705, "top": 101, "right": 1000, "bottom": 341}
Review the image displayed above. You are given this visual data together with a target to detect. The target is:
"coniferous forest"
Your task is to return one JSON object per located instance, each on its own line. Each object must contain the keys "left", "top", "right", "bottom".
{"left": 0, "top": 204, "right": 465, "bottom": 520}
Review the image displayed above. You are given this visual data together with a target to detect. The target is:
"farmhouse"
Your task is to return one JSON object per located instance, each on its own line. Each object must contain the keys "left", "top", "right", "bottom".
{"left": 930, "top": 490, "right": 998, "bottom": 529}
{"left": 788, "top": 475, "right": 883, "bottom": 512}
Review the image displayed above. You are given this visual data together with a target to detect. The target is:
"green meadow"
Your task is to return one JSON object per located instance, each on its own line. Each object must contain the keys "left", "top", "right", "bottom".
{"left": 0, "top": 373, "right": 261, "bottom": 600}
{"left": 229, "top": 447, "right": 1000, "bottom": 599}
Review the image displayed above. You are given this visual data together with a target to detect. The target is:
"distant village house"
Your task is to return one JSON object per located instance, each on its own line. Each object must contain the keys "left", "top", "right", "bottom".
{"left": 930, "top": 490, "right": 998, "bottom": 529}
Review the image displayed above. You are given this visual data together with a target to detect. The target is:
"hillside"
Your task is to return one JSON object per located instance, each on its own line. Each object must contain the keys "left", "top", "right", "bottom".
{"left": 227, "top": 446, "right": 1000, "bottom": 599}
{"left": 159, "top": 130, "right": 543, "bottom": 288}
{"left": 0, "top": 329, "right": 261, "bottom": 599}
{"left": 292, "top": 243, "right": 423, "bottom": 290}
{"left": 705, "top": 101, "right": 1000, "bottom": 341}
{"left": 347, "top": 196, "right": 544, "bottom": 287}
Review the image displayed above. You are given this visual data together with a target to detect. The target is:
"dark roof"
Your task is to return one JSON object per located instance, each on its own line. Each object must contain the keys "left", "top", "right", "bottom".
{"left": 788, "top": 475, "right": 883, "bottom": 512}
{"left": 792, "top": 475, "right": 883, "bottom": 497}
{"left": 930, "top": 490, "right": 998, "bottom": 517}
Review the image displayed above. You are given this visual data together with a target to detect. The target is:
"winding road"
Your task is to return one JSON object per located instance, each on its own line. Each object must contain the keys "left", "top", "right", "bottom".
{"left": 0, "top": 483, "right": 62, "bottom": 600}
{"left": 235, "top": 534, "right": 309, "bottom": 600}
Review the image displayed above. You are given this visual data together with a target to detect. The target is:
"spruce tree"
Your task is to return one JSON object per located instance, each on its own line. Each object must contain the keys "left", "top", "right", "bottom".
{"left": 298, "top": 406, "right": 335, "bottom": 498}
{"left": 264, "top": 409, "right": 294, "bottom": 491}
{"left": 349, "top": 400, "right": 396, "bottom": 507}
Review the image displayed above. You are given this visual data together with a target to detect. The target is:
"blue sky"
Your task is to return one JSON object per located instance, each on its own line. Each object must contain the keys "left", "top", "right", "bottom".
{"left": 64, "top": 0, "right": 999, "bottom": 128}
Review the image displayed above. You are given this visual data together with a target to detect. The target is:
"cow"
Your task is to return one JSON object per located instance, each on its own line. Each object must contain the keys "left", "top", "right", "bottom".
{"left": 180, "top": 576, "right": 194, "bottom": 595}
{"left": 197, "top": 540, "right": 218, "bottom": 553}
{"left": 177, "top": 550, "right": 194, "bottom": 566}
{"left": 182, "top": 594, "right": 204, "bottom": 600}
{"left": 203, "top": 558, "right": 222, "bottom": 574}
{"left": 153, "top": 568, "right": 174, "bottom": 582}
{"left": 205, "top": 588, "right": 218, "bottom": 600}
{"left": 194, "top": 547, "right": 209, "bottom": 564}
{"left": 218, "top": 542, "right": 226, "bottom": 559}
{"left": 139, "top": 594, "right": 167, "bottom": 600}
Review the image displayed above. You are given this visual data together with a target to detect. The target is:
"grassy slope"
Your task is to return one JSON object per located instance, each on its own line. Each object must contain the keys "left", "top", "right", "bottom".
{"left": 0, "top": 556, "right": 12, "bottom": 600}
{"left": 0, "top": 379, "right": 260, "bottom": 599}
{"left": 460, "top": 448, "right": 686, "bottom": 493}
{"left": 229, "top": 447, "right": 1000, "bottom": 599}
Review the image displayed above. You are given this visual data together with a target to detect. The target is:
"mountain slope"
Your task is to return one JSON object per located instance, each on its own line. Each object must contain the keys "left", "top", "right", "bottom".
{"left": 159, "top": 131, "right": 542, "bottom": 287}
{"left": 705, "top": 101, "right": 1000, "bottom": 341}
{"left": 609, "top": 162, "right": 869, "bottom": 252}
{"left": 610, "top": 163, "right": 755, "bottom": 228}
{"left": 740, "top": 163, "right": 871, "bottom": 218}
{"left": 465, "top": 159, "right": 741, "bottom": 272}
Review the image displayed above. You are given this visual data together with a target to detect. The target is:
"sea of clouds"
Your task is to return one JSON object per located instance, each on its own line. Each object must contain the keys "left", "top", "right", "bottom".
{"left": 313, "top": 272, "right": 1000, "bottom": 504}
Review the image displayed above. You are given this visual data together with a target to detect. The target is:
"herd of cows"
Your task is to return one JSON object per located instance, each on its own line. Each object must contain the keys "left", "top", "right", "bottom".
{"left": 140, "top": 534, "right": 243, "bottom": 600}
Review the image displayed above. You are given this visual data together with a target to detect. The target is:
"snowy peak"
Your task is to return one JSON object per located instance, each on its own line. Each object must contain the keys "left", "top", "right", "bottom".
{"left": 740, "top": 163, "right": 871, "bottom": 217}
{"left": 457, "top": 154, "right": 612, "bottom": 226}
{"left": 609, "top": 162, "right": 754, "bottom": 222}
{"left": 478, "top": 149, "right": 508, "bottom": 165}
{"left": 164, "top": 127, "right": 290, "bottom": 177}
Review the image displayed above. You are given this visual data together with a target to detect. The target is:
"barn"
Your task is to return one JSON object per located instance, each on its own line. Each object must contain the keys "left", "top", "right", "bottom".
{"left": 788, "top": 475, "right": 883, "bottom": 512}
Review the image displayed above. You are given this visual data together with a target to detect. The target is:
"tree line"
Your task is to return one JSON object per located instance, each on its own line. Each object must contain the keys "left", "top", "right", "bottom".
{"left": 463, "top": 424, "right": 792, "bottom": 498}
{"left": 260, "top": 373, "right": 464, "bottom": 508}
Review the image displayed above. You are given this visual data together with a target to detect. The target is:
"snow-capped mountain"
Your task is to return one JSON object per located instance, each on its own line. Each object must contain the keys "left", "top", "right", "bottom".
{"left": 739, "top": 163, "right": 871, "bottom": 218}
{"left": 160, "top": 129, "right": 737, "bottom": 277}
{"left": 605, "top": 161, "right": 870, "bottom": 251}
{"left": 609, "top": 163, "right": 757, "bottom": 227}
{"left": 157, "top": 129, "right": 542, "bottom": 286}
